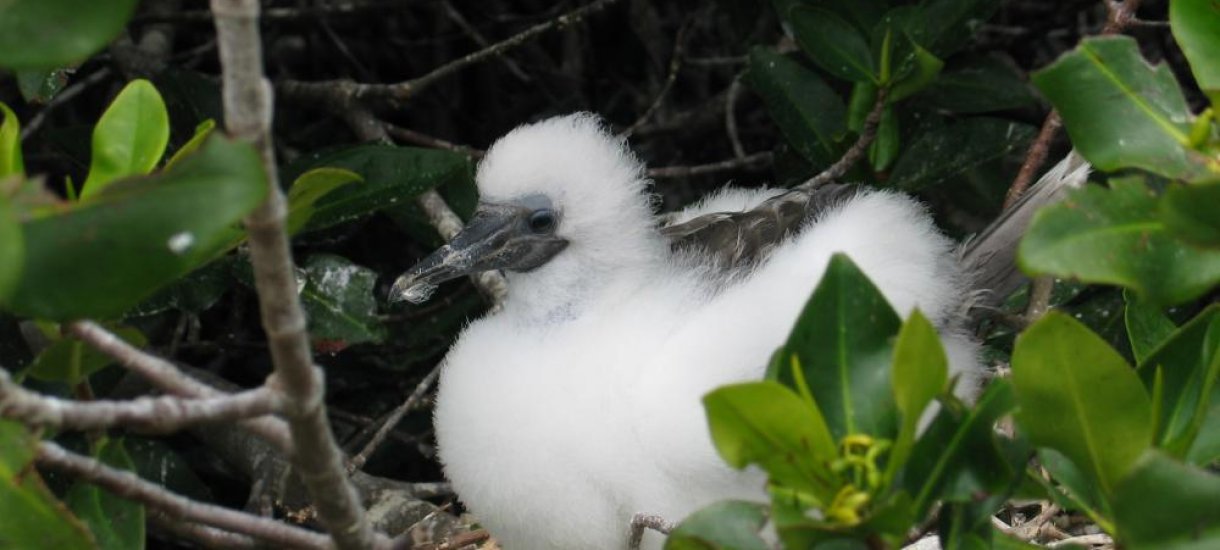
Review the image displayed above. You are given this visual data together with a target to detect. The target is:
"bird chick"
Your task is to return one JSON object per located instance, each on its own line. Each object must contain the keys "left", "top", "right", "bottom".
{"left": 392, "top": 113, "right": 980, "bottom": 550}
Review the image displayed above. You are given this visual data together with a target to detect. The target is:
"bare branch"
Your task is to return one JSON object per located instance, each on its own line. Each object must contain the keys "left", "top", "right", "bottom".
{"left": 646, "top": 151, "right": 773, "bottom": 179}
{"left": 724, "top": 75, "right": 747, "bottom": 160}
{"left": 0, "top": 370, "right": 282, "bottom": 434}
{"left": 66, "top": 320, "right": 294, "bottom": 453}
{"left": 149, "top": 511, "right": 260, "bottom": 549}
{"left": 37, "top": 441, "right": 335, "bottom": 550}
{"left": 348, "top": 365, "right": 441, "bottom": 473}
{"left": 797, "top": 87, "right": 888, "bottom": 191}
{"left": 210, "top": 0, "right": 375, "bottom": 547}
{"left": 383, "top": 124, "right": 485, "bottom": 158}
{"left": 279, "top": 0, "right": 623, "bottom": 108}
{"left": 621, "top": 21, "right": 691, "bottom": 138}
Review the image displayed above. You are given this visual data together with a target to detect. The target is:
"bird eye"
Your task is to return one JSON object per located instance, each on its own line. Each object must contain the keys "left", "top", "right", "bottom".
{"left": 528, "top": 209, "right": 557, "bottom": 234}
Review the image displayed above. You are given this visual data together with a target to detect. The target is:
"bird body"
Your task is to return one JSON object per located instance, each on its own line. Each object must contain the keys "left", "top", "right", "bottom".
{"left": 398, "top": 114, "right": 980, "bottom": 549}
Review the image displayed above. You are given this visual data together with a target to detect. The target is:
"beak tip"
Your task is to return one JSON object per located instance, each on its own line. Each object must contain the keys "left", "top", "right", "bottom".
{"left": 389, "top": 275, "right": 438, "bottom": 304}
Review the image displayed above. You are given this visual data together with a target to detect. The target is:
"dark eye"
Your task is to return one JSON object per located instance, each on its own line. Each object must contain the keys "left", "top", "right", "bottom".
{"left": 528, "top": 209, "right": 557, "bottom": 234}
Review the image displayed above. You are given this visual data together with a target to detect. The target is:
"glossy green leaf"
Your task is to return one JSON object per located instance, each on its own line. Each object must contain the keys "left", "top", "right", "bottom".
{"left": 1032, "top": 36, "right": 1209, "bottom": 181}
{"left": 129, "top": 257, "right": 235, "bottom": 317}
{"left": 81, "top": 79, "right": 171, "bottom": 200}
{"left": 0, "top": 198, "right": 21, "bottom": 301}
{"left": 163, "top": 119, "right": 215, "bottom": 171}
{"left": 281, "top": 144, "right": 472, "bottom": 233}
{"left": 788, "top": 6, "right": 876, "bottom": 83}
{"left": 0, "top": 102, "right": 24, "bottom": 178}
{"left": 904, "top": 381, "right": 1016, "bottom": 517}
{"left": 868, "top": 104, "right": 899, "bottom": 171}
{"left": 1137, "top": 306, "right": 1220, "bottom": 457}
{"left": 704, "top": 381, "right": 836, "bottom": 500}
{"left": 920, "top": 55, "right": 1037, "bottom": 114}
{"left": 300, "top": 254, "right": 385, "bottom": 349}
{"left": 889, "top": 117, "right": 1034, "bottom": 192}
{"left": 286, "top": 168, "right": 363, "bottom": 235}
{"left": 1114, "top": 450, "right": 1220, "bottom": 549}
{"left": 1161, "top": 181, "right": 1220, "bottom": 247}
{"left": 16, "top": 68, "right": 70, "bottom": 104}
{"left": 4, "top": 136, "right": 267, "bottom": 320}
{"left": 916, "top": 0, "right": 1001, "bottom": 56}
{"left": 0, "top": 0, "right": 138, "bottom": 70}
{"left": 0, "top": 419, "right": 95, "bottom": 549}
{"left": 771, "top": 254, "right": 901, "bottom": 441}
{"left": 887, "top": 309, "right": 947, "bottom": 483}
{"left": 1012, "top": 312, "right": 1152, "bottom": 495}
{"left": 65, "top": 439, "right": 144, "bottom": 550}
{"left": 745, "top": 48, "right": 847, "bottom": 167}
{"left": 1186, "top": 394, "right": 1220, "bottom": 465}
{"left": 1124, "top": 289, "right": 1176, "bottom": 364}
{"left": 1018, "top": 179, "right": 1220, "bottom": 305}
{"left": 664, "top": 501, "right": 770, "bottom": 550}
{"left": 27, "top": 327, "right": 146, "bottom": 384}
{"left": 1171, "top": 0, "right": 1220, "bottom": 105}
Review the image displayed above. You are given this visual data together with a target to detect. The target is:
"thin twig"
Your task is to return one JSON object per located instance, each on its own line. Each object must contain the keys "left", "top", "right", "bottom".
{"left": 407, "top": 529, "right": 491, "bottom": 550}
{"left": 646, "top": 151, "right": 773, "bottom": 178}
{"left": 66, "top": 320, "right": 294, "bottom": 453}
{"left": 209, "top": 1, "right": 376, "bottom": 548}
{"left": 384, "top": 123, "right": 485, "bottom": 158}
{"left": 797, "top": 87, "right": 889, "bottom": 190}
{"left": 20, "top": 67, "right": 113, "bottom": 141}
{"left": 621, "top": 21, "right": 691, "bottom": 138}
{"left": 279, "top": 0, "right": 623, "bottom": 107}
{"left": 725, "top": 74, "right": 747, "bottom": 160}
{"left": 347, "top": 365, "right": 441, "bottom": 473}
{"left": 441, "top": 0, "right": 532, "bottom": 83}
{"left": 149, "top": 511, "right": 261, "bottom": 549}
{"left": 37, "top": 441, "right": 335, "bottom": 550}
{"left": 0, "top": 370, "right": 282, "bottom": 434}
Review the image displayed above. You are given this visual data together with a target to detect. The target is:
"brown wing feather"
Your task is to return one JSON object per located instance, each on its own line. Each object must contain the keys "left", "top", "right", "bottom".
{"left": 661, "top": 183, "right": 857, "bottom": 272}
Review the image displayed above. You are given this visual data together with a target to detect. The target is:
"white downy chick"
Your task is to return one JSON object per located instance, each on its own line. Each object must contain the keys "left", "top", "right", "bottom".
{"left": 391, "top": 113, "right": 981, "bottom": 550}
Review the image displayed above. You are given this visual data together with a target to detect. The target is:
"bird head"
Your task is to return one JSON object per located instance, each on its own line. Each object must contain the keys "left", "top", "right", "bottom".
{"left": 390, "top": 113, "right": 659, "bottom": 303}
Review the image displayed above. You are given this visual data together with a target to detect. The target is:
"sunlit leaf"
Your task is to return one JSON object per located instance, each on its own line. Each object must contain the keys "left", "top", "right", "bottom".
{"left": 887, "top": 309, "right": 947, "bottom": 484}
{"left": 0, "top": 102, "right": 24, "bottom": 178}
{"left": 1019, "top": 178, "right": 1220, "bottom": 305}
{"left": 1013, "top": 312, "right": 1152, "bottom": 495}
{"left": 286, "top": 168, "right": 363, "bottom": 235}
{"left": 163, "top": 119, "right": 215, "bottom": 171}
{"left": 80, "top": 79, "right": 171, "bottom": 200}
{"left": 1032, "top": 36, "right": 1210, "bottom": 181}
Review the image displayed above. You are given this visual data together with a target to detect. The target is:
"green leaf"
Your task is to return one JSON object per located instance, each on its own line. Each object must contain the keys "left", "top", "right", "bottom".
{"left": 771, "top": 254, "right": 902, "bottom": 441}
{"left": 1161, "top": 180, "right": 1220, "bottom": 247}
{"left": 81, "top": 79, "right": 171, "bottom": 200}
{"left": 887, "top": 39, "right": 943, "bottom": 102}
{"left": 745, "top": 48, "right": 848, "bottom": 167}
{"left": 300, "top": 254, "right": 385, "bottom": 349}
{"left": 27, "top": 327, "right": 146, "bottom": 384}
{"left": 1018, "top": 178, "right": 1220, "bottom": 305}
{"left": 286, "top": 168, "right": 363, "bottom": 235}
{"left": 868, "top": 104, "right": 899, "bottom": 171}
{"left": 0, "top": 419, "right": 96, "bottom": 550}
{"left": 65, "top": 439, "right": 144, "bottom": 550}
{"left": 163, "top": 119, "right": 215, "bottom": 171}
{"left": 916, "top": 0, "right": 1001, "bottom": 57}
{"left": 904, "top": 382, "right": 1017, "bottom": 517}
{"left": 1032, "top": 36, "right": 1209, "bottom": 181}
{"left": 887, "top": 309, "right": 947, "bottom": 484}
{"left": 1036, "top": 448, "right": 1108, "bottom": 523}
{"left": 1171, "top": 0, "right": 1220, "bottom": 105}
{"left": 703, "top": 381, "right": 836, "bottom": 500}
{"left": 0, "top": 198, "right": 22, "bottom": 301}
{"left": 1113, "top": 450, "right": 1220, "bottom": 549}
{"left": 1186, "top": 392, "right": 1220, "bottom": 465}
{"left": 1137, "top": 306, "right": 1220, "bottom": 458}
{"left": 1124, "top": 289, "right": 1177, "bottom": 364}
{"left": 0, "top": 0, "right": 139, "bottom": 70}
{"left": 124, "top": 438, "right": 214, "bottom": 503}
{"left": 889, "top": 117, "right": 1034, "bottom": 192}
{"left": 1, "top": 102, "right": 24, "bottom": 178}
{"left": 919, "top": 55, "right": 1037, "bottom": 114}
{"left": 281, "top": 144, "right": 472, "bottom": 233}
{"left": 664, "top": 501, "right": 770, "bottom": 550}
{"left": 788, "top": 6, "right": 877, "bottom": 83}
{"left": 16, "top": 68, "right": 70, "bottom": 104}
{"left": 129, "top": 256, "right": 235, "bottom": 317}
{"left": 1012, "top": 312, "right": 1153, "bottom": 495}
{"left": 4, "top": 135, "right": 267, "bottom": 320}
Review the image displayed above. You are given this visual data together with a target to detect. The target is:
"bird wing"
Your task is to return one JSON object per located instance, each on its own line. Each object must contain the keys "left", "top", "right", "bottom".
{"left": 660, "top": 183, "right": 858, "bottom": 272}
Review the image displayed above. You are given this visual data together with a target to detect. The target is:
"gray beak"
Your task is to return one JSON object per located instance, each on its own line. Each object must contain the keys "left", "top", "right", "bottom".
{"left": 389, "top": 202, "right": 568, "bottom": 303}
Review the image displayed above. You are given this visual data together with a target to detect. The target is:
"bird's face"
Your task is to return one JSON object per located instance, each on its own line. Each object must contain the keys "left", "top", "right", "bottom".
{"left": 390, "top": 194, "right": 569, "bottom": 303}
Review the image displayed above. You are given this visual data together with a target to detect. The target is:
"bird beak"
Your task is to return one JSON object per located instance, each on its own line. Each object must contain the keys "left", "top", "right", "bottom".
{"left": 389, "top": 202, "right": 568, "bottom": 303}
